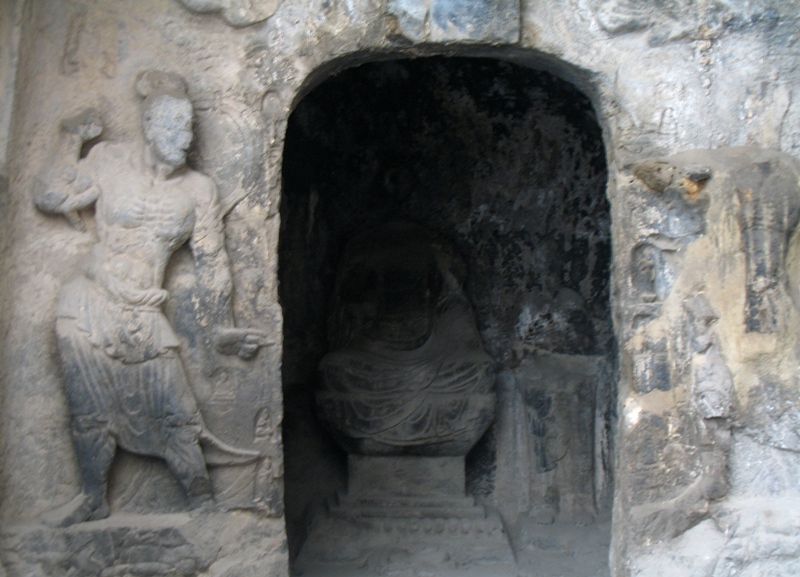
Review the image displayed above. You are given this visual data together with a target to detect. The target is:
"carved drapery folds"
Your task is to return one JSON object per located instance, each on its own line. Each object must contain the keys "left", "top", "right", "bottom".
{"left": 317, "top": 222, "right": 497, "bottom": 457}
{"left": 733, "top": 158, "right": 800, "bottom": 333}
{"left": 634, "top": 147, "right": 800, "bottom": 335}
{"left": 32, "top": 71, "right": 270, "bottom": 527}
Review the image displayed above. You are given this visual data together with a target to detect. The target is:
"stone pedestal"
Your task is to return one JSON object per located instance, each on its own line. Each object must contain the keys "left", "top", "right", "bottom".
{"left": 335, "top": 456, "right": 481, "bottom": 519}
{"left": 294, "top": 455, "right": 516, "bottom": 576}
{"left": 294, "top": 503, "right": 516, "bottom": 577}
{"left": 349, "top": 456, "right": 464, "bottom": 499}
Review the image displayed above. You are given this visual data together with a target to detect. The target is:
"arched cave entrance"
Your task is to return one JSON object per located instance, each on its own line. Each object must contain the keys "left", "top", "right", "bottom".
{"left": 279, "top": 56, "right": 615, "bottom": 576}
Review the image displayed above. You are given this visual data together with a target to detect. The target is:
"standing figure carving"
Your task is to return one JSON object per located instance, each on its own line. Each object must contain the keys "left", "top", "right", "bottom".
{"left": 734, "top": 158, "right": 800, "bottom": 333}
{"left": 34, "top": 71, "right": 267, "bottom": 526}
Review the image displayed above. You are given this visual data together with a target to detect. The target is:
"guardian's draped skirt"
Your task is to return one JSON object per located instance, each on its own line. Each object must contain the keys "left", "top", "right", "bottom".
{"left": 55, "top": 270, "right": 201, "bottom": 459}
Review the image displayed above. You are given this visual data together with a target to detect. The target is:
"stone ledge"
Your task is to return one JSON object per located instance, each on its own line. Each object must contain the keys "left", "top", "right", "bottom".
{"left": 0, "top": 511, "right": 288, "bottom": 577}
{"left": 294, "top": 505, "right": 516, "bottom": 577}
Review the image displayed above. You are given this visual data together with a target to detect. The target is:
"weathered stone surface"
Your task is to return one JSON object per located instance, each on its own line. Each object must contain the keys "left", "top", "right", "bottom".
{"left": 387, "top": 0, "right": 520, "bottom": 43}
{"left": 317, "top": 222, "right": 497, "bottom": 456}
{"left": 493, "top": 354, "right": 613, "bottom": 525}
{"left": 177, "top": 0, "right": 284, "bottom": 27}
{"left": 295, "top": 221, "right": 513, "bottom": 573}
{"left": 3, "top": 0, "right": 800, "bottom": 576}
{"left": 615, "top": 145, "right": 800, "bottom": 574}
{"left": 592, "top": 0, "right": 780, "bottom": 45}
{"left": 295, "top": 509, "right": 516, "bottom": 577}
{"left": 32, "top": 71, "right": 273, "bottom": 528}
{"left": 0, "top": 0, "right": 23, "bottom": 178}
{"left": 0, "top": 511, "right": 287, "bottom": 577}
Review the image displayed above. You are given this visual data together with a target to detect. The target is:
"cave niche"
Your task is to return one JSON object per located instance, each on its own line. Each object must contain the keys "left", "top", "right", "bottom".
{"left": 279, "top": 56, "right": 615, "bottom": 576}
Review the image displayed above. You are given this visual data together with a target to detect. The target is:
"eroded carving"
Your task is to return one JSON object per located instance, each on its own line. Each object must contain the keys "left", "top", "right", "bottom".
{"left": 636, "top": 148, "right": 800, "bottom": 334}
{"left": 190, "top": 99, "right": 265, "bottom": 214}
{"left": 34, "top": 71, "right": 268, "bottom": 526}
{"left": 632, "top": 331, "right": 670, "bottom": 394}
{"left": 521, "top": 388, "right": 557, "bottom": 474}
{"left": 734, "top": 158, "right": 800, "bottom": 333}
{"left": 686, "top": 295, "right": 733, "bottom": 421}
{"left": 629, "top": 241, "right": 667, "bottom": 331}
{"left": 630, "top": 158, "right": 711, "bottom": 338}
{"left": 592, "top": 0, "right": 778, "bottom": 44}
{"left": 60, "top": 6, "right": 118, "bottom": 78}
{"left": 253, "top": 406, "right": 284, "bottom": 510}
{"left": 594, "top": 0, "right": 690, "bottom": 37}
{"left": 631, "top": 242, "right": 661, "bottom": 303}
{"left": 317, "top": 222, "right": 496, "bottom": 456}
{"left": 630, "top": 294, "right": 733, "bottom": 540}
{"left": 681, "top": 294, "right": 733, "bottom": 509}
{"left": 177, "top": 0, "right": 283, "bottom": 27}
{"left": 386, "top": 0, "right": 520, "bottom": 43}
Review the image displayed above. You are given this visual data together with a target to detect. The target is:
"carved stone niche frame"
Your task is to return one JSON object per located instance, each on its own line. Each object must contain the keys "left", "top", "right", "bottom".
{"left": 278, "top": 50, "right": 617, "bottom": 577}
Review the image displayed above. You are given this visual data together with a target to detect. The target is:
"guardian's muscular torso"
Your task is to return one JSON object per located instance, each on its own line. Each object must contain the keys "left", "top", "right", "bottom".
{"left": 89, "top": 142, "right": 216, "bottom": 292}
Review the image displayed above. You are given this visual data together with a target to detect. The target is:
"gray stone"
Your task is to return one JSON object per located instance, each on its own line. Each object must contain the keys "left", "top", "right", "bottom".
{"left": 4, "top": 1, "right": 800, "bottom": 576}
{"left": 1, "top": 512, "right": 287, "bottom": 577}
{"left": 32, "top": 71, "right": 272, "bottom": 528}
{"left": 0, "top": 0, "right": 23, "bottom": 178}
{"left": 279, "top": 55, "right": 614, "bottom": 574}
{"left": 387, "top": 0, "right": 520, "bottom": 43}
{"left": 177, "top": 0, "right": 284, "bottom": 27}
{"left": 296, "top": 222, "right": 514, "bottom": 573}
{"left": 295, "top": 510, "right": 516, "bottom": 577}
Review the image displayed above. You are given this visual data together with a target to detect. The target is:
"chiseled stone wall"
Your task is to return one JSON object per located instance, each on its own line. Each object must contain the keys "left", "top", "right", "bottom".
{"left": 0, "top": 0, "right": 799, "bottom": 576}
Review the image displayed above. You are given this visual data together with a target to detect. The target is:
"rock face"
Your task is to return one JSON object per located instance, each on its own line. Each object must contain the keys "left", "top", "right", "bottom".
{"left": 1, "top": 512, "right": 287, "bottom": 577}
{"left": 619, "top": 147, "right": 800, "bottom": 576}
{"left": 386, "top": 0, "right": 520, "bottom": 43}
{"left": 1, "top": 1, "right": 800, "bottom": 576}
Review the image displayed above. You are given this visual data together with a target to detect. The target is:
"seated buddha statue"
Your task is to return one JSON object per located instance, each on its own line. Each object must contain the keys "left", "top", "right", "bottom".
{"left": 317, "top": 222, "right": 496, "bottom": 457}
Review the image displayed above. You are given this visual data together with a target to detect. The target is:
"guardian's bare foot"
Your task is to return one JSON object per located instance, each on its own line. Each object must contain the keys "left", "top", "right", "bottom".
{"left": 40, "top": 493, "right": 109, "bottom": 527}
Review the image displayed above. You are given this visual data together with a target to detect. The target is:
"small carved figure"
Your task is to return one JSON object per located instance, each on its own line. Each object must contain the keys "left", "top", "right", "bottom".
{"left": 734, "top": 160, "right": 800, "bottom": 333}
{"left": 35, "top": 71, "right": 268, "bottom": 526}
{"left": 631, "top": 242, "right": 660, "bottom": 303}
{"left": 521, "top": 389, "right": 557, "bottom": 474}
{"left": 629, "top": 158, "right": 712, "bottom": 334}
{"left": 686, "top": 295, "right": 733, "bottom": 420}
